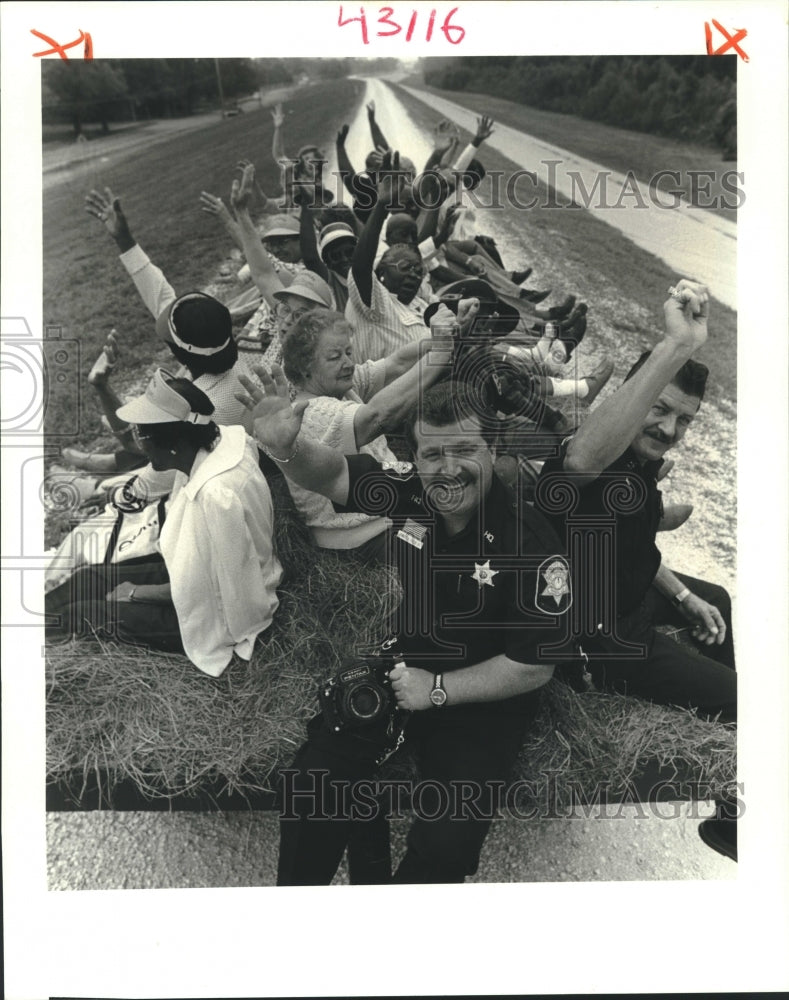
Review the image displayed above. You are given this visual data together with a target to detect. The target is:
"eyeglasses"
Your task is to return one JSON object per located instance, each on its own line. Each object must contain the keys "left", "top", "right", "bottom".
{"left": 392, "top": 260, "right": 424, "bottom": 277}
{"left": 275, "top": 302, "right": 312, "bottom": 323}
{"left": 132, "top": 426, "right": 154, "bottom": 448}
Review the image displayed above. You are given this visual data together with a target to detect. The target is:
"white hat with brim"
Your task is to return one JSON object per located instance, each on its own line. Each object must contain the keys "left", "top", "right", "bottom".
{"left": 272, "top": 270, "right": 333, "bottom": 308}
{"left": 261, "top": 214, "right": 300, "bottom": 238}
{"left": 116, "top": 369, "right": 213, "bottom": 425}
{"left": 318, "top": 223, "right": 357, "bottom": 257}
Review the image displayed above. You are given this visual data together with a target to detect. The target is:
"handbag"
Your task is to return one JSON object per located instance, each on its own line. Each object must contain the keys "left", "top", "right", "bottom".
{"left": 45, "top": 479, "right": 168, "bottom": 592}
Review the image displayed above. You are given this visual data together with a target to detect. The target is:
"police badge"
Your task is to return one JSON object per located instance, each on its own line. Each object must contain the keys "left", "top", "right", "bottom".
{"left": 535, "top": 555, "right": 572, "bottom": 614}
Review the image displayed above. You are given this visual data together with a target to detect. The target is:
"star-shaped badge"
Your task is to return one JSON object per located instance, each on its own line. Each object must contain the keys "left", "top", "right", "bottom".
{"left": 541, "top": 559, "right": 570, "bottom": 605}
{"left": 472, "top": 560, "right": 498, "bottom": 588}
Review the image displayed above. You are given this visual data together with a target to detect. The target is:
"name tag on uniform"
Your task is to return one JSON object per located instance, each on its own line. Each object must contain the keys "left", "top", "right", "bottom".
{"left": 397, "top": 518, "right": 427, "bottom": 550}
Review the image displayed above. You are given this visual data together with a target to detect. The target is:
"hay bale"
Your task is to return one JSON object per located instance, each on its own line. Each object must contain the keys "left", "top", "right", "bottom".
{"left": 46, "top": 478, "right": 736, "bottom": 807}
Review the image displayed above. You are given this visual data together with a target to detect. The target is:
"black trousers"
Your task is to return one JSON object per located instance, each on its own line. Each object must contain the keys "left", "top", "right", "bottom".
{"left": 277, "top": 698, "right": 539, "bottom": 886}
{"left": 45, "top": 556, "right": 184, "bottom": 653}
{"left": 590, "top": 572, "right": 736, "bottom": 723}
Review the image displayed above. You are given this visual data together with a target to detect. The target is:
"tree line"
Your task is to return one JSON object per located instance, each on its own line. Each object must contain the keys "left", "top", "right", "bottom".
{"left": 422, "top": 56, "right": 736, "bottom": 159}
{"left": 42, "top": 57, "right": 398, "bottom": 137}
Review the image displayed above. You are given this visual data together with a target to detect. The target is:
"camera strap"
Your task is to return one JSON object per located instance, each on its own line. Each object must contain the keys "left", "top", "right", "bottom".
{"left": 374, "top": 710, "right": 410, "bottom": 767}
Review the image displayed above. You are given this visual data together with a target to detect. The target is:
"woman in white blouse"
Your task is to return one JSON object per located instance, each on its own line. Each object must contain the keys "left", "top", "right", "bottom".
{"left": 46, "top": 371, "right": 283, "bottom": 677}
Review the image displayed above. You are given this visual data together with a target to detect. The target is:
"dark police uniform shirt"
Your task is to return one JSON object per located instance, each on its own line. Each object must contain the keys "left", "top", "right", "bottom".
{"left": 336, "top": 455, "right": 570, "bottom": 711}
{"left": 538, "top": 444, "right": 664, "bottom": 618}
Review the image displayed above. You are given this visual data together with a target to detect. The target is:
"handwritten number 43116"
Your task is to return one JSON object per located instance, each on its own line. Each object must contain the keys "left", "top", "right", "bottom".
{"left": 339, "top": 5, "right": 465, "bottom": 44}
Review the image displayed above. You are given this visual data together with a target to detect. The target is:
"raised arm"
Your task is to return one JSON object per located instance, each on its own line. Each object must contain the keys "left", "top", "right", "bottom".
{"left": 415, "top": 168, "right": 454, "bottom": 244}
{"left": 336, "top": 124, "right": 358, "bottom": 196}
{"left": 565, "top": 281, "right": 710, "bottom": 476}
{"left": 423, "top": 119, "right": 460, "bottom": 171}
{"left": 351, "top": 150, "right": 404, "bottom": 306}
{"left": 200, "top": 190, "right": 243, "bottom": 250}
{"left": 296, "top": 189, "right": 329, "bottom": 280}
{"left": 271, "top": 103, "right": 287, "bottom": 168}
{"left": 366, "top": 100, "right": 390, "bottom": 153}
{"left": 230, "top": 165, "right": 287, "bottom": 307}
{"left": 379, "top": 338, "right": 429, "bottom": 384}
{"left": 237, "top": 365, "right": 350, "bottom": 505}
{"left": 353, "top": 325, "right": 453, "bottom": 447}
{"left": 452, "top": 114, "right": 495, "bottom": 175}
{"left": 237, "top": 158, "right": 284, "bottom": 213}
{"left": 85, "top": 187, "right": 175, "bottom": 334}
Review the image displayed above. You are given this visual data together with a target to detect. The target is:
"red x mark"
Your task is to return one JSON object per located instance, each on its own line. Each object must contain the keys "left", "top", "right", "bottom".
{"left": 31, "top": 28, "right": 93, "bottom": 60}
{"left": 705, "top": 20, "right": 749, "bottom": 62}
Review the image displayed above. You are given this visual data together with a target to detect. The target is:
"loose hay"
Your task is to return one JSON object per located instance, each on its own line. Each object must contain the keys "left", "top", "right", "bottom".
{"left": 46, "top": 473, "right": 736, "bottom": 808}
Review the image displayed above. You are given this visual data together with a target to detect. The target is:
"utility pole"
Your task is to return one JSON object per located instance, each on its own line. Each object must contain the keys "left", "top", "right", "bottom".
{"left": 214, "top": 58, "right": 225, "bottom": 118}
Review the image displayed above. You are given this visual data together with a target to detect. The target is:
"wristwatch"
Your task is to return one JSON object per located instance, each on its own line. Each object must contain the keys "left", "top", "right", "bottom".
{"left": 429, "top": 673, "right": 447, "bottom": 707}
{"left": 672, "top": 587, "right": 691, "bottom": 608}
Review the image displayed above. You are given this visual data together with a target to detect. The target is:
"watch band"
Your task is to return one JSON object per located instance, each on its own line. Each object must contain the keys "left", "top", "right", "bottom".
{"left": 430, "top": 673, "right": 447, "bottom": 707}
{"left": 672, "top": 587, "right": 691, "bottom": 607}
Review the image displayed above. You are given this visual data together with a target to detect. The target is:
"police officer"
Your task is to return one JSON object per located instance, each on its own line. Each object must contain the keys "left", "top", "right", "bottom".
{"left": 535, "top": 278, "right": 737, "bottom": 861}
{"left": 239, "top": 371, "right": 570, "bottom": 884}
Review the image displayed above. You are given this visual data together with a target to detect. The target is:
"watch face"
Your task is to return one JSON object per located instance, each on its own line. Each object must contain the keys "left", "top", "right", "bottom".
{"left": 430, "top": 687, "right": 447, "bottom": 706}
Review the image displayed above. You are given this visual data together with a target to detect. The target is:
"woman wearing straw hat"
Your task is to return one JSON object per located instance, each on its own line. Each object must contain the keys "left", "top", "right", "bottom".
{"left": 46, "top": 372, "right": 283, "bottom": 677}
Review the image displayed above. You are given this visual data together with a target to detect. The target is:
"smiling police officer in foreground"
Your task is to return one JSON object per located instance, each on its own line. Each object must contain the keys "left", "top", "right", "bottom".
{"left": 239, "top": 365, "right": 570, "bottom": 884}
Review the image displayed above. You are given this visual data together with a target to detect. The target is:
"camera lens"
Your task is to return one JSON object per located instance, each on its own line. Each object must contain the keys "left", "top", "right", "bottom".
{"left": 349, "top": 683, "right": 383, "bottom": 720}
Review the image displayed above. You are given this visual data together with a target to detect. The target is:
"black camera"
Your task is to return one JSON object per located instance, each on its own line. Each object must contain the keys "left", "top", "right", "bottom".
{"left": 319, "top": 650, "right": 401, "bottom": 733}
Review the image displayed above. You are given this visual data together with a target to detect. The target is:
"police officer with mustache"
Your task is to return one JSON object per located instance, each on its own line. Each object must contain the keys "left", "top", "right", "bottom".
{"left": 536, "top": 279, "right": 737, "bottom": 861}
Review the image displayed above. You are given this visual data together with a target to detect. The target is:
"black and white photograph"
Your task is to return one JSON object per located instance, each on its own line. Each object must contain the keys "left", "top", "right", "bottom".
{"left": 2, "top": 2, "right": 787, "bottom": 997}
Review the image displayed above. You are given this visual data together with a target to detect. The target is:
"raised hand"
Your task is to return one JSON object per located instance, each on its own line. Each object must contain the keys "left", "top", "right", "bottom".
{"left": 84, "top": 187, "right": 133, "bottom": 248}
{"left": 200, "top": 191, "right": 236, "bottom": 226}
{"left": 236, "top": 365, "right": 309, "bottom": 457}
{"left": 473, "top": 115, "right": 495, "bottom": 145}
{"left": 87, "top": 330, "right": 119, "bottom": 387}
{"left": 376, "top": 150, "right": 404, "bottom": 209}
{"left": 663, "top": 278, "right": 710, "bottom": 353}
{"left": 231, "top": 163, "right": 256, "bottom": 214}
{"left": 337, "top": 123, "right": 350, "bottom": 145}
{"left": 271, "top": 103, "right": 285, "bottom": 128}
{"left": 366, "top": 100, "right": 376, "bottom": 115}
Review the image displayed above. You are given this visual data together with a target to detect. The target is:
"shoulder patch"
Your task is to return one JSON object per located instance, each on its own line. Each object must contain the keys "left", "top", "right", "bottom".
{"left": 535, "top": 555, "right": 572, "bottom": 615}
